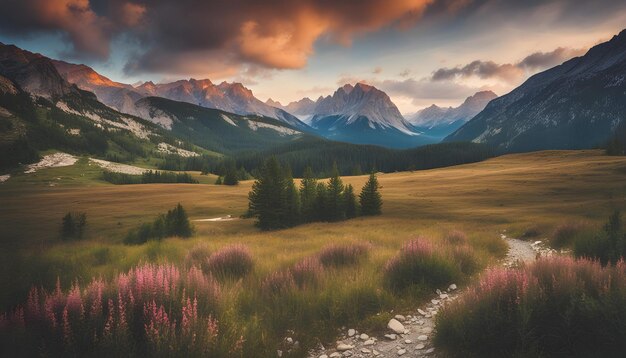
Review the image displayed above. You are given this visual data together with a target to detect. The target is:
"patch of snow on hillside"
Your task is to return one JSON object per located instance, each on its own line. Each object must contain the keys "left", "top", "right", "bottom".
{"left": 220, "top": 114, "right": 237, "bottom": 126}
{"left": 89, "top": 158, "right": 146, "bottom": 175}
{"left": 56, "top": 101, "right": 151, "bottom": 139}
{"left": 0, "top": 174, "right": 10, "bottom": 183}
{"left": 157, "top": 142, "right": 199, "bottom": 157}
{"left": 25, "top": 153, "right": 78, "bottom": 173}
{"left": 246, "top": 121, "right": 299, "bottom": 136}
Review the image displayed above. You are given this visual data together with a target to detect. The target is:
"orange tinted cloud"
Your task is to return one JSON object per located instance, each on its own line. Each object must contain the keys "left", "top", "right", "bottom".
{"left": 0, "top": 0, "right": 145, "bottom": 59}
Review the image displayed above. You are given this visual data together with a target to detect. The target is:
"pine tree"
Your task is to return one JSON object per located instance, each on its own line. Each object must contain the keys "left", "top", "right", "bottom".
{"left": 299, "top": 166, "right": 318, "bottom": 222}
{"left": 283, "top": 166, "right": 301, "bottom": 226}
{"left": 61, "top": 212, "right": 75, "bottom": 239}
{"left": 223, "top": 163, "right": 239, "bottom": 185}
{"left": 248, "top": 157, "right": 287, "bottom": 230}
{"left": 344, "top": 184, "right": 358, "bottom": 219}
{"left": 359, "top": 172, "right": 382, "bottom": 216}
{"left": 164, "top": 203, "right": 193, "bottom": 237}
{"left": 314, "top": 182, "right": 328, "bottom": 221}
{"left": 326, "top": 162, "right": 345, "bottom": 221}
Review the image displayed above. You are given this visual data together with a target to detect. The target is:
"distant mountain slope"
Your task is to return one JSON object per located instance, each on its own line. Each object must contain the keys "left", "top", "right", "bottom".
{"left": 290, "top": 83, "right": 435, "bottom": 148}
{"left": 135, "top": 96, "right": 306, "bottom": 154}
{"left": 409, "top": 91, "right": 497, "bottom": 139}
{"left": 50, "top": 60, "right": 308, "bottom": 130}
{"left": 445, "top": 29, "right": 626, "bottom": 152}
{"left": 0, "top": 43, "right": 207, "bottom": 169}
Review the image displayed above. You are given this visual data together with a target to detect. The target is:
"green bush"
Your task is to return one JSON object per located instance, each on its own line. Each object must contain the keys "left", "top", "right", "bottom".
{"left": 573, "top": 210, "right": 626, "bottom": 265}
{"left": 383, "top": 238, "right": 461, "bottom": 293}
{"left": 317, "top": 243, "right": 369, "bottom": 268}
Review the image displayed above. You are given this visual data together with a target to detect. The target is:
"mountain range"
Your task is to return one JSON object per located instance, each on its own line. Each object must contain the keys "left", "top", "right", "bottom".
{"left": 52, "top": 60, "right": 308, "bottom": 130}
{"left": 2, "top": 27, "right": 626, "bottom": 166}
{"left": 408, "top": 91, "right": 497, "bottom": 139}
{"left": 446, "top": 29, "right": 626, "bottom": 151}
{"left": 51, "top": 59, "right": 440, "bottom": 148}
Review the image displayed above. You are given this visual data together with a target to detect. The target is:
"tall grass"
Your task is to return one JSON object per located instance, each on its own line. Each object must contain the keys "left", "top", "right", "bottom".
{"left": 0, "top": 263, "right": 234, "bottom": 357}
{"left": 204, "top": 244, "right": 254, "bottom": 280}
{"left": 435, "top": 257, "right": 626, "bottom": 357}
{"left": 383, "top": 237, "right": 479, "bottom": 293}
{"left": 317, "top": 243, "right": 370, "bottom": 267}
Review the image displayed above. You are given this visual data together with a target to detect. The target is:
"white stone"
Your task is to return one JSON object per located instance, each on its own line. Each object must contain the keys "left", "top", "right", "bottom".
{"left": 394, "top": 314, "right": 406, "bottom": 321}
{"left": 397, "top": 349, "right": 406, "bottom": 356}
{"left": 348, "top": 329, "right": 356, "bottom": 337}
{"left": 337, "top": 343, "right": 354, "bottom": 351}
{"left": 440, "top": 293, "right": 449, "bottom": 299}
{"left": 360, "top": 333, "right": 369, "bottom": 340}
{"left": 417, "top": 335, "right": 428, "bottom": 341}
{"left": 417, "top": 309, "right": 427, "bottom": 316}
{"left": 329, "top": 353, "right": 341, "bottom": 358}
{"left": 387, "top": 319, "right": 405, "bottom": 334}
{"left": 426, "top": 348, "right": 435, "bottom": 354}
{"left": 364, "top": 339, "right": 375, "bottom": 346}
{"left": 431, "top": 299, "right": 440, "bottom": 305}
{"left": 372, "top": 350, "right": 380, "bottom": 356}
{"left": 286, "top": 337, "right": 293, "bottom": 344}
{"left": 319, "top": 355, "right": 328, "bottom": 358}
{"left": 385, "top": 334, "right": 397, "bottom": 340}
{"left": 361, "top": 348, "right": 371, "bottom": 354}
{"left": 404, "top": 339, "right": 412, "bottom": 344}
{"left": 277, "top": 349, "right": 283, "bottom": 357}
{"left": 448, "top": 284, "right": 457, "bottom": 291}
{"left": 415, "top": 344, "right": 425, "bottom": 350}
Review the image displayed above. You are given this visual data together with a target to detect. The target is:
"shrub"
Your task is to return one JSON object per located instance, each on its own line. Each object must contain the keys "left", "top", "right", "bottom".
{"left": 317, "top": 243, "right": 369, "bottom": 268}
{"left": 552, "top": 222, "right": 584, "bottom": 248}
{"left": 60, "top": 212, "right": 87, "bottom": 240}
{"left": 185, "top": 244, "right": 212, "bottom": 270}
{"left": 204, "top": 244, "right": 254, "bottom": 279}
{"left": 261, "top": 270, "right": 296, "bottom": 298}
{"left": 573, "top": 210, "right": 626, "bottom": 265}
{"left": 383, "top": 238, "right": 460, "bottom": 292}
{"left": 450, "top": 244, "right": 479, "bottom": 275}
{"left": 435, "top": 257, "right": 626, "bottom": 357}
{"left": 444, "top": 230, "right": 468, "bottom": 245}
{"left": 291, "top": 257, "right": 323, "bottom": 288}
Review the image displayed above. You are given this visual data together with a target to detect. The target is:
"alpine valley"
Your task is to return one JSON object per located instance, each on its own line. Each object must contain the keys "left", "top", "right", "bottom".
{"left": 2, "top": 3, "right": 626, "bottom": 358}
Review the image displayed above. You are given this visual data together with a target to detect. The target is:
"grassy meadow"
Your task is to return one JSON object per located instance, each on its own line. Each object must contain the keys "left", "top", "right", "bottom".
{"left": 1, "top": 149, "right": 626, "bottom": 356}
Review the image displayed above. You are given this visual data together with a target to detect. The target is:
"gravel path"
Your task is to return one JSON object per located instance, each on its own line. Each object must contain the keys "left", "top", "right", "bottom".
{"left": 306, "top": 232, "right": 541, "bottom": 358}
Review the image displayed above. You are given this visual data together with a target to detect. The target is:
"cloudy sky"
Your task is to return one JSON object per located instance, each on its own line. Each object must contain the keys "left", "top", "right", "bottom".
{"left": 1, "top": 0, "right": 626, "bottom": 114}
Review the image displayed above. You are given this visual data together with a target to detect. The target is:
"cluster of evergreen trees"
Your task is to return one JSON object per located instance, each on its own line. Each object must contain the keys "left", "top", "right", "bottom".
{"left": 60, "top": 212, "right": 87, "bottom": 240}
{"left": 248, "top": 158, "right": 382, "bottom": 230}
{"left": 214, "top": 162, "right": 250, "bottom": 185}
{"left": 124, "top": 204, "right": 193, "bottom": 244}
{"left": 102, "top": 170, "right": 198, "bottom": 185}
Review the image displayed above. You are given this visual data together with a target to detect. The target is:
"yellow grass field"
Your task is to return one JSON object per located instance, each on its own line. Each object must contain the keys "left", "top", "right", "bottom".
{"left": 1, "top": 149, "right": 625, "bottom": 306}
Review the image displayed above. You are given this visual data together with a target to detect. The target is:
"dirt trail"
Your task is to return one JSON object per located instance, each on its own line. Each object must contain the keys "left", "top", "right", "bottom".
{"left": 307, "top": 233, "right": 539, "bottom": 358}
{"left": 193, "top": 215, "right": 238, "bottom": 222}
